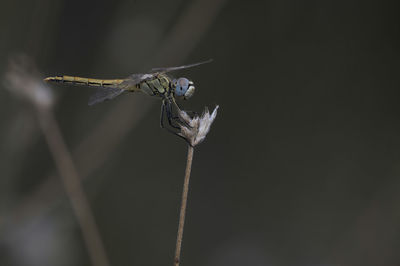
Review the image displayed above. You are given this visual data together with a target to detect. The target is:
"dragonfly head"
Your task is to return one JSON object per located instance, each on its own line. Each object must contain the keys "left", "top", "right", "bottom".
{"left": 174, "top": 78, "right": 195, "bottom": 100}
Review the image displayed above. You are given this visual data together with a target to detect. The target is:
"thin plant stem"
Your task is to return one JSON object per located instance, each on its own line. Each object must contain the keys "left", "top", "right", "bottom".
{"left": 174, "top": 145, "right": 194, "bottom": 266}
{"left": 36, "top": 106, "right": 110, "bottom": 266}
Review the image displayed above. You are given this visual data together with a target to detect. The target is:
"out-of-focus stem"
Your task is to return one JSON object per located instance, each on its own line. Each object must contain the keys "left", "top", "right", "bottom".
{"left": 174, "top": 145, "right": 194, "bottom": 266}
{"left": 36, "top": 106, "right": 110, "bottom": 266}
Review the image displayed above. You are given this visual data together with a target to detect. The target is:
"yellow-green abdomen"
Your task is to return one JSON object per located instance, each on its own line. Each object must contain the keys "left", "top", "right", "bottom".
{"left": 44, "top": 75, "right": 125, "bottom": 88}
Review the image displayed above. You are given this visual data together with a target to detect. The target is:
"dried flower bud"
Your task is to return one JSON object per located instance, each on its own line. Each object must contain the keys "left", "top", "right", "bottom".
{"left": 178, "top": 105, "right": 219, "bottom": 146}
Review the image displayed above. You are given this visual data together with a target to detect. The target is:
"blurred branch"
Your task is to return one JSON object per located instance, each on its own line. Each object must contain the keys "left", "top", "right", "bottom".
{"left": 37, "top": 109, "right": 111, "bottom": 266}
{"left": 4, "top": 58, "right": 111, "bottom": 266}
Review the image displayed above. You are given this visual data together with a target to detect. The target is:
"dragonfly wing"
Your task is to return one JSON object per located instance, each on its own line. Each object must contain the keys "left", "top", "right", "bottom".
{"left": 87, "top": 73, "right": 152, "bottom": 105}
{"left": 117, "top": 73, "right": 156, "bottom": 89}
{"left": 150, "top": 59, "right": 213, "bottom": 73}
{"left": 88, "top": 87, "right": 125, "bottom": 106}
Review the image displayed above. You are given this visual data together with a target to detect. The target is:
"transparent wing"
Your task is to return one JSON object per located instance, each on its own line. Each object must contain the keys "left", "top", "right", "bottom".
{"left": 150, "top": 59, "right": 213, "bottom": 73}
{"left": 86, "top": 59, "right": 212, "bottom": 106}
{"left": 88, "top": 73, "right": 156, "bottom": 106}
{"left": 88, "top": 87, "right": 125, "bottom": 106}
{"left": 117, "top": 73, "right": 156, "bottom": 88}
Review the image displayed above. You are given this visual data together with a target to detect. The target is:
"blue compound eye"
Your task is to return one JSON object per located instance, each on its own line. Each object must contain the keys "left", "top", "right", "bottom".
{"left": 175, "top": 78, "right": 189, "bottom": 97}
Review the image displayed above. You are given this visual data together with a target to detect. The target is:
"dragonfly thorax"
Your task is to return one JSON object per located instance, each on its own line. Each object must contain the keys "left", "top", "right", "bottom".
{"left": 174, "top": 77, "right": 195, "bottom": 100}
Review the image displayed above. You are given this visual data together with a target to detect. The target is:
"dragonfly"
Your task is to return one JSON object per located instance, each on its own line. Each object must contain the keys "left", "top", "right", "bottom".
{"left": 44, "top": 59, "right": 212, "bottom": 133}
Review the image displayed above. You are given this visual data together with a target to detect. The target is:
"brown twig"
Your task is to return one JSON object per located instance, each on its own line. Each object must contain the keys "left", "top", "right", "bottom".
{"left": 36, "top": 107, "right": 110, "bottom": 266}
{"left": 173, "top": 106, "right": 218, "bottom": 265}
{"left": 4, "top": 62, "right": 110, "bottom": 266}
{"left": 174, "top": 145, "right": 194, "bottom": 266}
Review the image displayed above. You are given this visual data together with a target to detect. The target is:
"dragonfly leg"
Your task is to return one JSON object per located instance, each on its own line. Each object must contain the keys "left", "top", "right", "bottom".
{"left": 161, "top": 100, "right": 183, "bottom": 130}
{"left": 160, "top": 103, "right": 190, "bottom": 144}
{"left": 160, "top": 102, "right": 177, "bottom": 129}
{"left": 169, "top": 98, "right": 194, "bottom": 128}
{"left": 161, "top": 98, "right": 192, "bottom": 129}
{"left": 184, "top": 110, "right": 199, "bottom": 118}
{"left": 166, "top": 100, "right": 193, "bottom": 128}
{"left": 160, "top": 102, "right": 179, "bottom": 129}
{"left": 165, "top": 102, "right": 181, "bottom": 130}
{"left": 174, "top": 114, "right": 192, "bottom": 128}
{"left": 169, "top": 105, "right": 194, "bottom": 129}
{"left": 160, "top": 102, "right": 165, "bottom": 128}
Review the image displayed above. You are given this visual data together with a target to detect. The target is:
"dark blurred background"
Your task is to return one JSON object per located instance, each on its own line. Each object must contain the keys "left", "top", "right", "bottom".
{"left": 1, "top": 0, "right": 400, "bottom": 265}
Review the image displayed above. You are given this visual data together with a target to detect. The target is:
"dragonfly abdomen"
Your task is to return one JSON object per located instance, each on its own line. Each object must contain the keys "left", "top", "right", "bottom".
{"left": 44, "top": 75, "right": 125, "bottom": 88}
